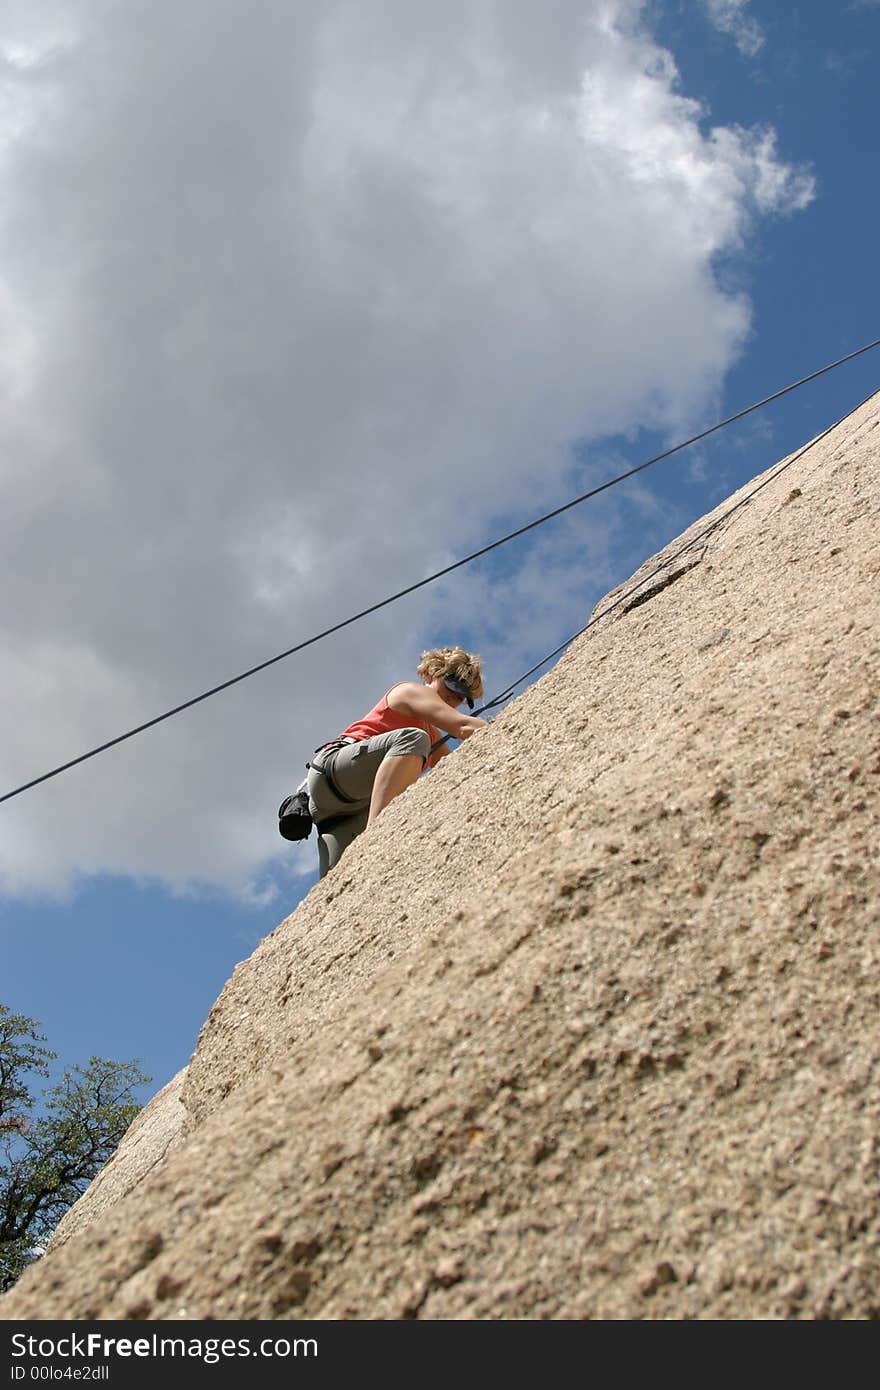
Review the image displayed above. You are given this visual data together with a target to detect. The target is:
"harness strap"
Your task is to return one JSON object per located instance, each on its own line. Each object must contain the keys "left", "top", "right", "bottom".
{"left": 309, "top": 737, "right": 362, "bottom": 806}
{"left": 313, "top": 736, "right": 358, "bottom": 755}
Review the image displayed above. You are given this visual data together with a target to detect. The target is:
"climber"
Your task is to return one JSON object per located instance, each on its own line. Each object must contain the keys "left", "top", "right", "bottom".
{"left": 306, "top": 645, "right": 488, "bottom": 878}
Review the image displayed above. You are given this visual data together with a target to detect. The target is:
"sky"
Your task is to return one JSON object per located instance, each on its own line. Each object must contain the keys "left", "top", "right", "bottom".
{"left": 2, "top": 0, "right": 879, "bottom": 1111}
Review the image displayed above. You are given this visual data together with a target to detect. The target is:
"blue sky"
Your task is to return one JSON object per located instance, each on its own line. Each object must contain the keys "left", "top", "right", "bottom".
{"left": 2, "top": 0, "right": 879, "bottom": 1109}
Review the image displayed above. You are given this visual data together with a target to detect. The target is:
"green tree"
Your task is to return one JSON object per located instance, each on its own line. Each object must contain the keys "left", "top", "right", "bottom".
{"left": 0, "top": 1004, "right": 150, "bottom": 1290}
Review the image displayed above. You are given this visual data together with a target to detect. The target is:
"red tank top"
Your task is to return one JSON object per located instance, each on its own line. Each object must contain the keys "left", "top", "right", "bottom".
{"left": 341, "top": 687, "right": 439, "bottom": 747}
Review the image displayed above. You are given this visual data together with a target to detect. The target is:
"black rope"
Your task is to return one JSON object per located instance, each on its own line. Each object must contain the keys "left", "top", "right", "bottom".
{"left": 2, "top": 338, "right": 879, "bottom": 806}
{"left": 461, "top": 381, "right": 880, "bottom": 733}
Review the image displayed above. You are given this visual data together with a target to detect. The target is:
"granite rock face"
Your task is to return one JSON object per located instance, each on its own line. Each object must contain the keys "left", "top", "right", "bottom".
{"left": 44, "top": 1070, "right": 188, "bottom": 1253}
{"left": 3, "top": 394, "right": 879, "bottom": 1320}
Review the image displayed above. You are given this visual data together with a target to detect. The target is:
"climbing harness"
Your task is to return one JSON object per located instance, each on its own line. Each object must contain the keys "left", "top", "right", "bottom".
{"left": 278, "top": 737, "right": 360, "bottom": 841}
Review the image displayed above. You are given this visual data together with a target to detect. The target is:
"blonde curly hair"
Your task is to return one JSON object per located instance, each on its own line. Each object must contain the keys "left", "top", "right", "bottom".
{"left": 417, "top": 645, "right": 484, "bottom": 702}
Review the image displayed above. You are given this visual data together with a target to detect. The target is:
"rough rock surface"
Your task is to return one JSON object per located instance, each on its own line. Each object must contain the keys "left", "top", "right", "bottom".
{"left": 45, "top": 1070, "right": 188, "bottom": 1252}
{"left": 2, "top": 393, "right": 879, "bottom": 1321}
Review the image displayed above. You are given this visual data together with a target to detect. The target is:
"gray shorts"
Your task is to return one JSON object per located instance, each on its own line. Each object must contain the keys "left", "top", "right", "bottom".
{"left": 306, "top": 726, "right": 431, "bottom": 877}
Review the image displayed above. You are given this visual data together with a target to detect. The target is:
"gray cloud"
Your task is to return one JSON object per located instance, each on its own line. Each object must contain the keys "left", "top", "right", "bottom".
{"left": 0, "top": 0, "right": 813, "bottom": 899}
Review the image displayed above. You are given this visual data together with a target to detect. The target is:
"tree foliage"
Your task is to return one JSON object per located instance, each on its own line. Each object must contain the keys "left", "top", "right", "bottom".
{"left": 0, "top": 1004, "right": 150, "bottom": 1290}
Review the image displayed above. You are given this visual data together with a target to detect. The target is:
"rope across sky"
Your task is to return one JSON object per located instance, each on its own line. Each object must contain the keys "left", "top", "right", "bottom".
{"left": 2, "top": 336, "right": 879, "bottom": 805}
{"left": 472, "top": 381, "right": 880, "bottom": 722}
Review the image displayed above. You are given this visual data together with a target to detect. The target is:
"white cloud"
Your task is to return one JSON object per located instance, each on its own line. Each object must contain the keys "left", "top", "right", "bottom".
{"left": 700, "top": 0, "right": 766, "bottom": 58}
{"left": 0, "top": 0, "right": 813, "bottom": 901}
